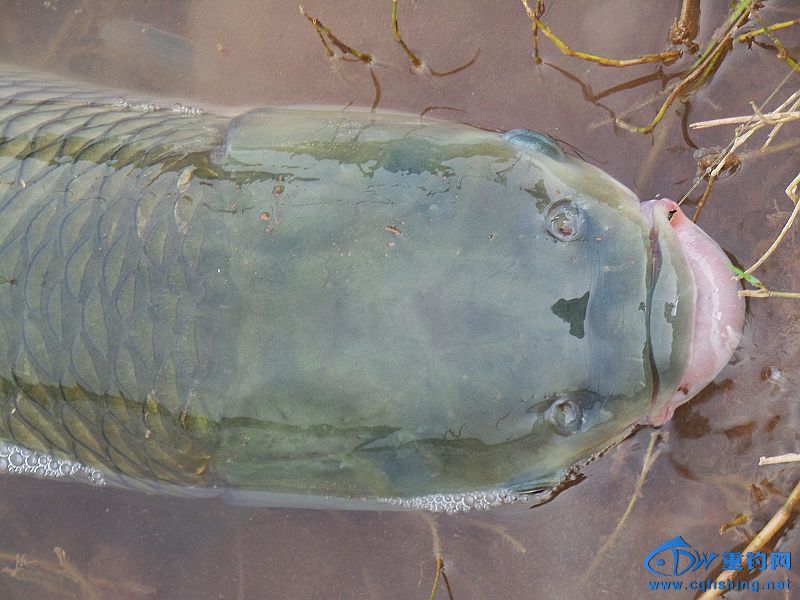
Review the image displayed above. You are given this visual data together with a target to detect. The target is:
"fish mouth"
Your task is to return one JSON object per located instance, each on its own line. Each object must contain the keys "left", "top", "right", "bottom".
{"left": 640, "top": 199, "right": 745, "bottom": 426}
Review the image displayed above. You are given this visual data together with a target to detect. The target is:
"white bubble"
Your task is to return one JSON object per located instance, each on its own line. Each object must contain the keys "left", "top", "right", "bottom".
{"left": 767, "top": 366, "right": 784, "bottom": 382}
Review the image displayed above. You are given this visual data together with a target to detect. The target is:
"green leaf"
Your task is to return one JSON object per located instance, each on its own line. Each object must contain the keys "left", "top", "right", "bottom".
{"left": 728, "top": 264, "right": 762, "bottom": 287}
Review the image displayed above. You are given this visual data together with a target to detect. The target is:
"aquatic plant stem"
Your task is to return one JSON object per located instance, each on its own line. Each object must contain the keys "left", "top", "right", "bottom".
{"left": 391, "top": 0, "right": 422, "bottom": 70}
{"left": 749, "top": 10, "right": 800, "bottom": 73}
{"left": 423, "top": 514, "right": 454, "bottom": 600}
{"left": 670, "top": 0, "right": 701, "bottom": 51}
{"left": 698, "top": 478, "right": 800, "bottom": 599}
{"left": 729, "top": 266, "right": 800, "bottom": 299}
{"left": 531, "top": 0, "right": 544, "bottom": 63}
{"left": 520, "top": 0, "right": 681, "bottom": 68}
{"left": 299, "top": 6, "right": 374, "bottom": 65}
{"left": 578, "top": 431, "right": 663, "bottom": 584}
{"left": 738, "top": 19, "right": 800, "bottom": 43}
{"left": 619, "top": 13, "right": 747, "bottom": 133}
{"left": 391, "top": 0, "right": 479, "bottom": 77}
{"left": 616, "top": 0, "right": 756, "bottom": 134}
{"left": 299, "top": 6, "right": 382, "bottom": 110}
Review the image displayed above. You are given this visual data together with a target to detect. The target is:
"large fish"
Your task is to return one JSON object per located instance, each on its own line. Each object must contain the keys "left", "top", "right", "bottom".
{"left": 0, "top": 65, "right": 744, "bottom": 512}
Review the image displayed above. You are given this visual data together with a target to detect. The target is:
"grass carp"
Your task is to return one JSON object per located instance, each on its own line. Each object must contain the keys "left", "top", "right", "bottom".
{"left": 0, "top": 66, "right": 744, "bottom": 512}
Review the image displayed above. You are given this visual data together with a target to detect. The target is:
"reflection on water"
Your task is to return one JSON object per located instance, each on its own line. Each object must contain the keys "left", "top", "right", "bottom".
{"left": 0, "top": 1, "right": 798, "bottom": 598}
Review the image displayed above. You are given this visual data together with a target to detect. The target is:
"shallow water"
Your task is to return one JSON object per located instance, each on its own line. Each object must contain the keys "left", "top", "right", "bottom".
{"left": 0, "top": 1, "right": 798, "bottom": 598}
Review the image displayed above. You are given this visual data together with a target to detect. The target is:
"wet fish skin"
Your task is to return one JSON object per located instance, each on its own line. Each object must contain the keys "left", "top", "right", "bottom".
{"left": 0, "top": 65, "right": 693, "bottom": 509}
{"left": 0, "top": 67, "right": 230, "bottom": 493}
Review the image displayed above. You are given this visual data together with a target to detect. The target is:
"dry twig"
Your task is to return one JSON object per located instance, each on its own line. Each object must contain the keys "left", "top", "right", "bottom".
{"left": 759, "top": 453, "right": 800, "bottom": 466}
{"left": 743, "top": 170, "right": 800, "bottom": 276}
{"left": 682, "top": 84, "right": 799, "bottom": 224}
{"left": 698, "top": 478, "right": 800, "bottom": 599}
{"left": 691, "top": 111, "right": 800, "bottom": 129}
{"left": 0, "top": 546, "right": 154, "bottom": 597}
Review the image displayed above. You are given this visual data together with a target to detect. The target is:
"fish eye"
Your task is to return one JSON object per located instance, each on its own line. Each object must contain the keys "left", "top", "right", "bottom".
{"left": 545, "top": 396, "right": 584, "bottom": 435}
{"left": 544, "top": 199, "right": 583, "bottom": 241}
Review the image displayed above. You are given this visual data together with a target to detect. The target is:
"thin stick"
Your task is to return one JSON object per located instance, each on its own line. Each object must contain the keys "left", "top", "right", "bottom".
{"left": 617, "top": 44, "right": 728, "bottom": 134}
{"left": 750, "top": 10, "right": 800, "bottom": 73}
{"left": 763, "top": 94, "right": 800, "bottom": 150}
{"left": 690, "top": 126, "right": 757, "bottom": 222}
{"left": 759, "top": 453, "right": 800, "bottom": 466}
{"left": 684, "top": 81, "right": 797, "bottom": 220}
{"left": 692, "top": 173, "right": 719, "bottom": 223}
{"left": 740, "top": 289, "right": 800, "bottom": 299}
{"left": 744, "top": 171, "right": 800, "bottom": 274}
{"left": 579, "top": 431, "right": 663, "bottom": 584}
{"left": 698, "top": 478, "right": 800, "bottom": 599}
{"left": 738, "top": 18, "right": 800, "bottom": 43}
{"left": 422, "top": 514, "right": 454, "bottom": 600}
{"left": 690, "top": 111, "right": 800, "bottom": 129}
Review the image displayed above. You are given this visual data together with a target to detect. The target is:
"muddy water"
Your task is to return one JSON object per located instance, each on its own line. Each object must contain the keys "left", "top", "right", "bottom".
{"left": 0, "top": 1, "right": 798, "bottom": 598}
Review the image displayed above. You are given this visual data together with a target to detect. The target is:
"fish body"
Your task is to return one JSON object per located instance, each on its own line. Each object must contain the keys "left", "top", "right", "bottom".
{"left": 0, "top": 66, "right": 744, "bottom": 511}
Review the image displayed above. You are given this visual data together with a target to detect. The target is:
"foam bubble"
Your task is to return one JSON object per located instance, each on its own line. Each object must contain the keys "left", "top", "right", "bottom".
{"left": 0, "top": 443, "right": 106, "bottom": 486}
{"left": 378, "top": 487, "right": 521, "bottom": 513}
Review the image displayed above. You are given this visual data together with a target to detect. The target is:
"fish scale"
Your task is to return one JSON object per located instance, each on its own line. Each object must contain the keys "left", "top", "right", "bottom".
{"left": 0, "top": 66, "right": 228, "bottom": 491}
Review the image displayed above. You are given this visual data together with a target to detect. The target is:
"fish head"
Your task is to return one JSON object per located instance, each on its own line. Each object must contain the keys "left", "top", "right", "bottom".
{"left": 506, "top": 129, "right": 745, "bottom": 427}
{"left": 206, "top": 113, "right": 744, "bottom": 502}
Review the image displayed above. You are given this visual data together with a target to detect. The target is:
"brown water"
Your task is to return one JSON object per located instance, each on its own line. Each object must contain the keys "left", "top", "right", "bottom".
{"left": 0, "top": 1, "right": 798, "bottom": 598}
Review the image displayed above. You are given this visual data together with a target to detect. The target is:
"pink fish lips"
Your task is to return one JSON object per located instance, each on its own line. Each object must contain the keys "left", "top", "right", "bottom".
{"left": 641, "top": 199, "right": 746, "bottom": 426}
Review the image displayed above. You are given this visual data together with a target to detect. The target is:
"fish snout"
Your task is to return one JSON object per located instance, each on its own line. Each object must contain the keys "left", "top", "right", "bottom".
{"left": 640, "top": 198, "right": 745, "bottom": 426}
